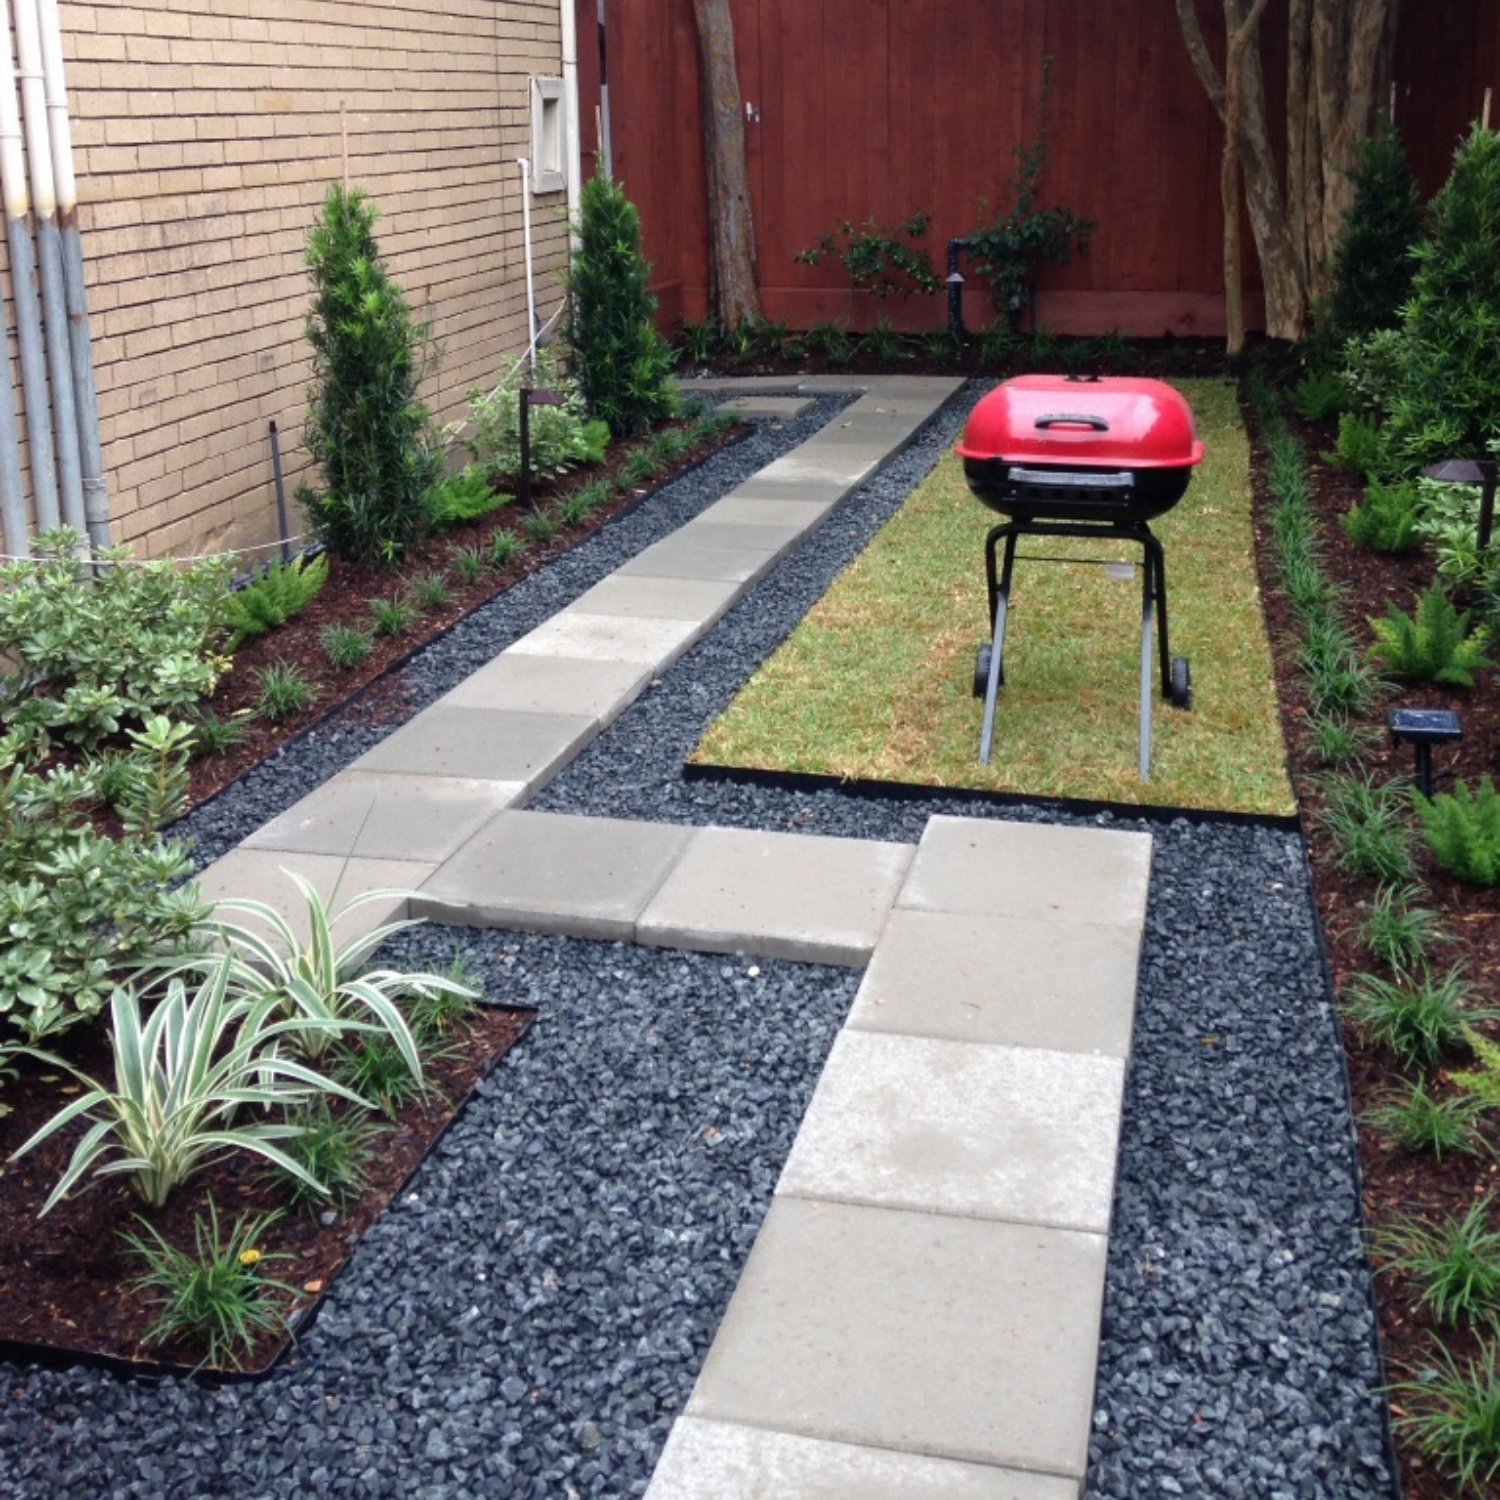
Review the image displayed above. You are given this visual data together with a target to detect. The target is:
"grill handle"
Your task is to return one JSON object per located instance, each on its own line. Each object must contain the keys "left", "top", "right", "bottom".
{"left": 1035, "top": 413, "right": 1110, "bottom": 431}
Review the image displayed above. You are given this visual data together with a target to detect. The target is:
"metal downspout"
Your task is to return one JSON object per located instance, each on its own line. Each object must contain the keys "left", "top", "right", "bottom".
{"left": 12, "top": 0, "right": 83, "bottom": 539}
{"left": 36, "top": 0, "right": 106, "bottom": 547}
{"left": 0, "top": 0, "right": 55, "bottom": 540}
{"left": 560, "top": 0, "right": 583, "bottom": 229}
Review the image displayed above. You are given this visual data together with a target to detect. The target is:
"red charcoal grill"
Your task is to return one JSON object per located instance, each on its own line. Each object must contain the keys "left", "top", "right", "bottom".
{"left": 956, "top": 374, "right": 1206, "bottom": 780}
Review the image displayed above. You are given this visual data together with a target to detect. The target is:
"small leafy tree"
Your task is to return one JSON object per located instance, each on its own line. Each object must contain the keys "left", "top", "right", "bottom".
{"left": 568, "top": 171, "right": 679, "bottom": 439}
{"left": 302, "top": 185, "right": 438, "bottom": 567}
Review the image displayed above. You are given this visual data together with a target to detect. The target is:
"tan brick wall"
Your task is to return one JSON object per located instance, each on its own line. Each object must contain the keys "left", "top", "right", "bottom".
{"left": 7, "top": 0, "right": 571, "bottom": 561}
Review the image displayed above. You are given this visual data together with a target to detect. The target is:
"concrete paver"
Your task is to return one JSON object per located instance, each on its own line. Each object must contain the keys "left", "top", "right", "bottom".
{"left": 413, "top": 809, "right": 693, "bottom": 940}
{"left": 898, "top": 813, "right": 1152, "bottom": 929}
{"left": 776, "top": 1029, "right": 1125, "bottom": 1233}
{"left": 192, "top": 847, "right": 435, "bottom": 956}
{"left": 695, "top": 494, "right": 836, "bottom": 529}
{"left": 847, "top": 907, "right": 1142, "bottom": 1056}
{"left": 504, "top": 610, "right": 708, "bottom": 670}
{"left": 565, "top": 573, "right": 744, "bottom": 624}
{"left": 637, "top": 825, "right": 914, "bottom": 966}
{"left": 350, "top": 704, "right": 597, "bottom": 796}
{"left": 437, "top": 651, "right": 653, "bottom": 722}
{"left": 714, "top": 395, "right": 815, "bottom": 419}
{"left": 242, "top": 770, "right": 521, "bottom": 863}
{"left": 685, "top": 1196, "right": 1107, "bottom": 1480}
{"left": 648, "top": 1419, "right": 1078, "bottom": 1500}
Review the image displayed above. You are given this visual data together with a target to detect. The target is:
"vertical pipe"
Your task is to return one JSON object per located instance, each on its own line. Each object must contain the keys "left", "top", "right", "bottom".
{"left": 12, "top": 0, "right": 82, "bottom": 538}
{"left": 560, "top": 0, "right": 583, "bottom": 231}
{"left": 0, "top": 309, "right": 23, "bottom": 558}
{"left": 519, "top": 156, "right": 537, "bottom": 368}
{"left": 36, "top": 0, "right": 108, "bottom": 548}
{"left": 0, "top": 0, "right": 56, "bottom": 536}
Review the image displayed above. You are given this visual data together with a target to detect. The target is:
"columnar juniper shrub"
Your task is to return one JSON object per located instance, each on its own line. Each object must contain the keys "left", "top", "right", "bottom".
{"left": 302, "top": 185, "right": 438, "bottom": 568}
{"left": 569, "top": 170, "right": 680, "bottom": 438}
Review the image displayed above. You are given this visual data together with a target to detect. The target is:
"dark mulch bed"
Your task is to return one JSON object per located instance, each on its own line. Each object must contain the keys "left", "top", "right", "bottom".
{"left": 1247, "top": 401, "right": 1500, "bottom": 1500}
{"left": 0, "top": 1006, "right": 532, "bottom": 1375}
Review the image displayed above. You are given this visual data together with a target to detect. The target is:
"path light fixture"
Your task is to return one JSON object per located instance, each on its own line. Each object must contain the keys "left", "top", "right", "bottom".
{"left": 518, "top": 386, "right": 565, "bottom": 507}
{"left": 1388, "top": 706, "right": 1463, "bottom": 798}
{"left": 1420, "top": 457, "right": 1497, "bottom": 551}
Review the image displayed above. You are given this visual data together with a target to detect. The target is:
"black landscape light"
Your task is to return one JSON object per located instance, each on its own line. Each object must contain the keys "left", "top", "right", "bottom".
{"left": 518, "top": 386, "right": 565, "bottom": 507}
{"left": 1388, "top": 706, "right": 1463, "bottom": 798}
{"left": 1420, "top": 457, "right": 1497, "bottom": 551}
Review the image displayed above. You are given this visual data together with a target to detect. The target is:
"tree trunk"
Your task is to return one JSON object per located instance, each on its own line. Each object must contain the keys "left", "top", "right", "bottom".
{"left": 691, "top": 0, "right": 761, "bottom": 327}
{"left": 1177, "top": 0, "right": 1397, "bottom": 344}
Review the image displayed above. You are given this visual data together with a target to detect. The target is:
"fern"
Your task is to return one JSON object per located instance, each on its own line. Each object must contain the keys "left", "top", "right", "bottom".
{"left": 1416, "top": 776, "right": 1500, "bottom": 885}
{"left": 1341, "top": 478, "right": 1421, "bottom": 555}
{"left": 1368, "top": 583, "right": 1493, "bottom": 689}
{"left": 1289, "top": 369, "right": 1348, "bottom": 422}
{"left": 1328, "top": 412, "right": 1394, "bottom": 480}
{"left": 1453, "top": 1025, "right": 1500, "bottom": 1109}
{"left": 424, "top": 465, "right": 511, "bottom": 531}
{"left": 225, "top": 554, "right": 328, "bottom": 643}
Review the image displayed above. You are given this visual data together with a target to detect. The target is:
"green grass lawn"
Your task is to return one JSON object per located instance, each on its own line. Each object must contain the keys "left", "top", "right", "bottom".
{"left": 692, "top": 378, "right": 1294, "bottom": 815}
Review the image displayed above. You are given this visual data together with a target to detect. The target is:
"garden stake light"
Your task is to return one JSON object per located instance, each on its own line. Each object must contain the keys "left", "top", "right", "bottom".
{"left": 517, "top": 385, "right": 564, "bottom": 507}
{"left": 1421, "top": 456, "right": 1497, "bottom": 551}
{"left": 1389, "top": 706, "right": 1463, "bottom": 798}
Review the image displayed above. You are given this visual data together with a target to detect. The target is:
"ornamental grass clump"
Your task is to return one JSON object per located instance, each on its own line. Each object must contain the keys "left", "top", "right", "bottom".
{"left": 1376, "top": 1199, "right": 1500, "bottom": 1328}
{"left": 302, "top": 184, "right": 438, "bottom": 568}
{"left": 1392, "top": 1341, "right": 1500, "bottom": 1496}
{"left": 124, "top": 1201, "right": 297, "bottom": 1371}
{"left": 1343, "top": 963, "right": 1486, "bottom": 1070}
{"left": 1363, "top": 1079, "right": 1488, "bottom": 1160}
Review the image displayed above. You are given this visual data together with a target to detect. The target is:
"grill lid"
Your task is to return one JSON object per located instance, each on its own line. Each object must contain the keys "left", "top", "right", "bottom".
{"left": 957, "top": 374, "right": 1205, "bottom": 470}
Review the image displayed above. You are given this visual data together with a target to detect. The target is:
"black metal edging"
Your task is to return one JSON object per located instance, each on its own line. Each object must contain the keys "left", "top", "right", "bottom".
{"left": 0, "top": 1007, "right": 537, "bottom": 1389}
{"left": 1291, "top": 828, "right": 1407, "bottom": 1500}
{"left": 680, "top": 760, "right": 1304, "bottom": 833}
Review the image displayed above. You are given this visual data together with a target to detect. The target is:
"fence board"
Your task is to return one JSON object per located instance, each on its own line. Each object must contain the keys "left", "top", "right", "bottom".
{"left": 594, "top": 0, "right": 1500, "bottom": 338}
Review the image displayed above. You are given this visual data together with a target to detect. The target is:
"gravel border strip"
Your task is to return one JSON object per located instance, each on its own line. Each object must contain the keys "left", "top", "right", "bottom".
{"left": 0, "top": 386, "right": 1398, "bottom": 1500}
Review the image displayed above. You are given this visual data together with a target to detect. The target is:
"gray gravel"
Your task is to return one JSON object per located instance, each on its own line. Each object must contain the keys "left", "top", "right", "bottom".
{"left": 0, "top": 389, "right": 1398, "bottom": 1499}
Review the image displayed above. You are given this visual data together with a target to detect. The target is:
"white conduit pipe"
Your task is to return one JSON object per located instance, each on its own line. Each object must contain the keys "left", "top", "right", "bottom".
{"left": 11, "top": 0, "right": 82, "bottom": 538}
{"left": 36, "top": 0, "right": 107, "bottom": 547}
{"left": 0, "top": 0, "right": 55, "bottom": 539}
{"left": 559, "top": 0, "right": 583, "bottom": 232}
{"left": 518, "top": 155, "right": 537, "bottom": 372}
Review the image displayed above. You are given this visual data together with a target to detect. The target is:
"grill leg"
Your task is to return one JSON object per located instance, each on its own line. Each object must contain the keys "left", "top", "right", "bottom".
{"left": 980, "top": 580, "right": 1009, "bottom": 765}
{"left": 1139, "top": 552, "right": 1154, "bottom": 782}
{"left": 1142, "top": 529, "right": 1171, "bottom": 698}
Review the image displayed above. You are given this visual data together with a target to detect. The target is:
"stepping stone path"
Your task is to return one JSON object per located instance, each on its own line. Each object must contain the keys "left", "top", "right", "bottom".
{"left": 197, "top": 376, "right": 1150, "bottom": 1498}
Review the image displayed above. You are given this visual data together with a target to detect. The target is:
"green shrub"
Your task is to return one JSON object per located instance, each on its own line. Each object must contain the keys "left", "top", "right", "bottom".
{"left": 302, "top": 184, "right": 438, "bottom": 568}
{"left": 466, "top": 348, "right": 602, "bottom": 483}
{"left": 1318, "top": 118, "right": 1423, "bottom": 353}
{"left": 225, "top": 554, "right": 328, "bottom": 644}
{"left": 369, "top": 594, "right": 416, "bottom": 637}
{"left": 1330, "top": 412, "right": 1395, "bottom": 480}
{"left": 1369, "top": 583, "right": 1493, "bottom": 688}
{"left": 797, "top": 210, "right": 941, "bottom": 301}
{"left": 424, "top": 464, "right": 511, "bottom": 531}
{"left": 0, "top": 743, "right": 206, "bottom": 1042}
{"left": 1341, "top": 478, "right": 1421, "bottom": 554}
{"left": 1416, "top": 776, "right": 1500, "bottom": 885}
{"left": 1289, "top": 369, "right": 1348, "bottom": 421}
{"left": 1377, "top": 127, "right": 1500, "bottom": 471}
{"left": 1415, "top": 475, "right": 1500, "bottom": 590}
{"left": 568, "top": 170, "right": 681, "bottom": 439}
{"left": 1454, "top": 1025, "right": 1500, "bottom": 1110}
{"left": 320, "top": 623, "right": 374, "bottom": 670}
{"left": 1340, "top": 326, "right": 1410, "bottom": 419}
{"left": 0, "top": 529, "right": 231, "bottom": 755}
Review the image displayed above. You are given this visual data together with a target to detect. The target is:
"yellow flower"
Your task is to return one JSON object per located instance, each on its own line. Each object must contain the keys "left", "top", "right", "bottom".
{"left": 239, "top": 1248, "right": 263, "bottom": 1269}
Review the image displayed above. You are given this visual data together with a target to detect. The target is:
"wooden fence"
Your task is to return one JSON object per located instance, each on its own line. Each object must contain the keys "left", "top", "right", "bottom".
{"left": 579, "top": 0, "right": 1500, "bottom": 338}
